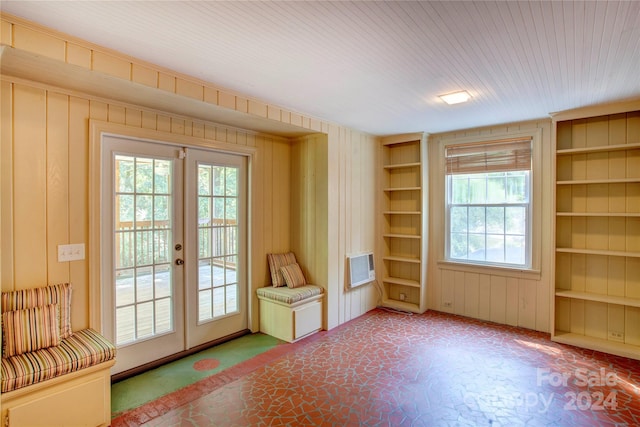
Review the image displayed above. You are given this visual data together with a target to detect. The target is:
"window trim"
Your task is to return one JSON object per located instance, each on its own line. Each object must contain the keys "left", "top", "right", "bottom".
{"left": 438, "top": 128, "right": 543, "bottom": 274}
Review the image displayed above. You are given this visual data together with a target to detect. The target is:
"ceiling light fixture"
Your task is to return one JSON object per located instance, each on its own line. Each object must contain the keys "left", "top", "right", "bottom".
{"left": 439, "top": 90, "right": 471, "bottom": 105}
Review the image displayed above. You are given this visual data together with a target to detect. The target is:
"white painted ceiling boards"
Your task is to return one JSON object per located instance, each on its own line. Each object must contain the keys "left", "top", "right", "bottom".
{"left": 2, "top": 1, "right": 639, "bottom": 135}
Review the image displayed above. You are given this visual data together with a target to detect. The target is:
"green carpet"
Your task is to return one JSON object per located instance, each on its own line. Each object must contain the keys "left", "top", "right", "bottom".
{"left": 111, "top": 333, "right": 282, "bottom": 415}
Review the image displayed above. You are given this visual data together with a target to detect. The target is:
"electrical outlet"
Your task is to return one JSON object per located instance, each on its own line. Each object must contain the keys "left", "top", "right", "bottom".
{"left": 443, "top": 301, "right": 452, "bottom": 308}
{"left": 399, "top": 293, "right": 406, "bottom": 301}
{"left": 58, "top": 244, "right": 85, "bottom": 262}
{"left": 608, "top": 331, "right": 624, "bottom": 342}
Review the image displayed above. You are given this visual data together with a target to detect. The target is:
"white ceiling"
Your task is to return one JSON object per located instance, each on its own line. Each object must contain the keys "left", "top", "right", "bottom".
{"left": 2, "top": 1, "right": 640, "bottom": 136}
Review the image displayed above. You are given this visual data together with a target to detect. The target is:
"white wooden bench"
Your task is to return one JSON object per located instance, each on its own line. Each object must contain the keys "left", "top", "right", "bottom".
{"left": 257, "top": 285, "right": 324, "bottom": 342}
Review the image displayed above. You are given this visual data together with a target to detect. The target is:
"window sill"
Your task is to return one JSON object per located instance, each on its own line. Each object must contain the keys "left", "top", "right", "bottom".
{"left": 437, "top": 260, "right": 542, "bottom": 280}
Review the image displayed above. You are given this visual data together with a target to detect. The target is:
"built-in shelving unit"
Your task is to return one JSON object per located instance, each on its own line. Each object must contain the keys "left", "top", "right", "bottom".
{"left": 552, "top": 102, "right": 640, "bottom": 360}
{"left": 378, "top": 133, "right": 428, "bottom": 313}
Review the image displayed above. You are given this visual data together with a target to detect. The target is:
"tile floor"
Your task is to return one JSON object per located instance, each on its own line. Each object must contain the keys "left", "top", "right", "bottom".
{"left": 112, "top": 308, "right": 640, "bottom": 426}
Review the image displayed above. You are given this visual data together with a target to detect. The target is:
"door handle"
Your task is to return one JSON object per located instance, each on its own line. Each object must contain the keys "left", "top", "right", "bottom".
{"left": 175, "top": 258, "right": 184, "bottom": 266}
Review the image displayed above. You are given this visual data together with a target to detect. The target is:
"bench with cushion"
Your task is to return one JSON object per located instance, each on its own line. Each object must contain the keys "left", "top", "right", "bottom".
{"left": 257, "top": 253, "right": 324, "bottom": 342}
{"left": 1, "top": 283, "right": 116, "bottom": 427}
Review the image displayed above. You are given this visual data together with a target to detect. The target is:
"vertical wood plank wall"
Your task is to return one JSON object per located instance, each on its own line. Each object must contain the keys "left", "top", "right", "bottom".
{"left": 427, "top": 120, "right": 554, "bottom": 332}
{"left": 0, "top": 81, "right": 291, "bottom": 331}
{"left": 1, "top": 15, "right": 379, "bottom": 333}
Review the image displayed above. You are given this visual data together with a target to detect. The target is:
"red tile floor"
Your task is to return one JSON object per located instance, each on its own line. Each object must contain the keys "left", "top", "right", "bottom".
{"left": 113, "top": 308, "right": 640, "bottom": 426}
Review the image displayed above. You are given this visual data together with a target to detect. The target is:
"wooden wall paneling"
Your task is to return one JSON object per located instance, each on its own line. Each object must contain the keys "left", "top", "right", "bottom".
{"left": 489, "top": 275, "right": 507, "bottom": 324}
{"left": 584, "top": 301, "right": 608, "bottom": 339}
{"left": 536, "top": 278, "right": 550, "bottom": 332}
{"left": 505, "top": 277, "right": 519, "bottom": 326}
{"left": 569, "top": 299, "right": 585, "bottom": 334}
{"left": 1, "top": 81, "right": 14, "bottom": 290}
{"left": 440, "top": 269, "right": 454, "bottom": 313}
{"left": 125, "top": 108, "right": 142, "bottom": 128}
{"left": 519, "top": 279, "right": 537, "bottom": 330}
{"left": 13, "top": 84, "right": 48, "bottom": 288}
{"left": 46, "top": 91, "right": 70, "bottom": 284}
{"left": 92, "top": 51, "right": 131, "bottom": 81}
{"left": 68, "top": 96, "right": 90, "bottom": 330}
{"left": 608, "top": 304, "right": 625, "bottom": 342}
{"left": 477, "top": 274, "right": 491, "bottom": 321}
{"left": 1, "top": 19, "right": 12, "bottom": 45}
{"left": 453, "top": 271, "right": 465, "bottom": 315}
{"left": 13, "top": 24, "right": 65, "bottom": 62}
{"left": 464, "top": 272, "right": 479, "bottom": 318}
{"left": 626, "top": 307, "right": 640, "bottom": 346}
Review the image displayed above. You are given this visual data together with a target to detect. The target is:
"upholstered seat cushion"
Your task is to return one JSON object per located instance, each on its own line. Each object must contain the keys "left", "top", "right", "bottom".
{"left": 1, "top": 328, "right": 116, "bottom": 393}
{"left": 257, "top": 285, "right": 323, "bottom": 305}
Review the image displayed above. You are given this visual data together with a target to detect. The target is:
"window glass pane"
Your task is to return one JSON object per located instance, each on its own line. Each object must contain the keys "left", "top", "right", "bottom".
{"left": 115, "top": 269, "right": 135, "bottom": 306}
{"left": 198, "top": 165, "right": 211, "bottom": 196}
{"left": 506, "top": 236, "right": 526, "bottom": 264}
{"left": 116, "top": 156, "right": 135, "bottom": 193}
{"left": 212, "top": 227, "right": 224, "bottom": 257}
{"left": 213, "top": 288, "right": 225, "bottom": 317}
{"left": 155, "top": 298, "right": 171, "bottom": 334}
{"left": 507, "top": 172, "right": 527, "bottom": 202}
{"left": 116, "top": 306, "right": 135, "bottom": 344}
{"left": 451, "top": 177, "right": 469, "bottom": 204}
{"left": 486, "top": 207, "right": 504, "bottom": 233}
{"left": 155, "top": 264, "right": 171, "bottom": 299}
{"left": 213, "top": 166, "right": 225, "bottom": 196}
{"left": 135, "top": 158, "right": 153, "bottom": 193}
{"left": 225, "top": 198, "right": 237, "bottom": 223}
{"left": 154, "top": 195, "right": 169, "bottom": 222}
{"left": 135, "top": 231, "right": 154, "bottom": 265}
{"left": 154, "top": 230, "right": 171, "bottom": 264}
{"left": 225, "top": 255, "right": 237, "bottom": 283}
{"left": 214, "top": 197, "right": 225, "bottom": 221}
{"left": 487, "top": 175, "right": 506, "bottom": 203}
{"left": 450, "top": 233, "right": 468, "bottom": 259}
{"left": 115, "top": 232, "right": 135, "bottom": 268}
{"left": 469, "top": 177, "right": 486, "bottom": 203}
{"left": 506, "top": 207, "right": 526, "bottom": 235}
{"left": 199, "top": 196, "right": 211, "bottom": 225}
{"left": 486, "top": 235, "right": 505, "bottom": 263}
{"left": 212, "top": 257, "right": 225, "bottom": 286}
{"left": 226, "top": 226, "right": 237, "bottom": 255}
{"left": 136, "top": 266, "right": 154, "bottom": 302}
{"left": 468, "top": 207, "right": 485, "bottom": 233}
{"left": 199, "top": 289, "right": 212, "bottom": 322}
{"left": 450, "top": 207, "right": 468, "bottom": 233}
{"left": 199, "top": 228, "right": 210, "bottom": 258}
{"left": 226, "top": 284, "right": 238, "bottom": 312}
{"left": 154, "top": 160, "right": 171, "bottom": 194}
{"left": 117, "top": 195, "right": 134, "bottom": 227}
{"left": 225, "top": 167, "right": 238, "bottom": 196}
{"left": 468, "top": 234, "right": 485, "bottom": 261}
{"left": 135, "top": 195, "right": 153, "bottom": 225}
{"left": 136, "top": 301, "right": 154, "bottom": 339}
{"left": 198, "top": 259, "right": 212, "bottom": 289}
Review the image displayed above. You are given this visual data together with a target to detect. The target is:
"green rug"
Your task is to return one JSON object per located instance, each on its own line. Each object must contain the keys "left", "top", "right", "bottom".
{"left": 111, "top": 333, "right": 282, "bottom": 415}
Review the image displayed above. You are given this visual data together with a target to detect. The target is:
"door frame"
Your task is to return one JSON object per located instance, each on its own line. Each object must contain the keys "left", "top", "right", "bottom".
{"left": 89, "top": 120, "right": 256, "bottom": 350}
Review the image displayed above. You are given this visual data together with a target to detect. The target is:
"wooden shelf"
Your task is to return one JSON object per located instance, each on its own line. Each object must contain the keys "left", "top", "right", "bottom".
{"left": 383, "top": 256, "right": 421, "bottom": 264}
{"left": 557, "top": 212, "right": 640, "bottom": 217}
{"left": 383, "top": 162, "right": 420, "bottom": 169}
{"left": 382, "top": 277, "right": 421, "bottom": 288}
{"left": 555, "top": 290, "right": 640, "bottom": 308}
{"left": 557, "top": 178, "right": 640, "bottom": 185}
{"left": 556, "top": 248, "right": 640, "bottom": 258}
{"left": 379, "top": 134, "right": 427, "bottom": 314}
{"left": 383, "top": 186, "right": 421, "bottom": 192}
{"left": 553, "top": 106, "right": 640, "bottom": 362}
{"left": 383, "top": 233, "right": 420, "bottom": 239}
{"left": 383, "top": 211, "right": 421, "bottom": 215}
{"left": 552, "top": 332, "right": 640, "bottom": 361}
{"left": 381, "top": 298, "right": 421, "bottom": 313}
{"left": 556, "top": 142, "right": 640, "bottom": 155}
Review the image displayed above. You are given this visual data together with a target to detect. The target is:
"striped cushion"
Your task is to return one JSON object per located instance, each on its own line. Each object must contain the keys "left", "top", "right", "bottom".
{"left": 267, "top": 253, "right": 297, "bottom": 287}
{"left": 1, "top": 328, "right": 116, "bottom": 393}
{"left": 257, "top": 284, "right": 323, "bottom": 305}
{"left": 1, "top": 283, "right": 73, "bottom": 339}
{"left": 2, "top": 304, "right": 61, "bottom": 357}
{"left": 280, "top": 263, "right": 306, "bottom": 288}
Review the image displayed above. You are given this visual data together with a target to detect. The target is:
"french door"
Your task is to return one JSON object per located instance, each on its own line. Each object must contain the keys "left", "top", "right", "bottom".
{"left": 101, "top": 135, "right": 247, "bottom": 374}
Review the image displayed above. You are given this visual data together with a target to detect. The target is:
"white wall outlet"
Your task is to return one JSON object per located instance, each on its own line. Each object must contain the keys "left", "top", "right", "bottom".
{"left": 58, "top": 243, "right": 85, "bottom": 262}
{"left": 399, "top": 293, "right": 406, "bottom": 301}
{"left": 608, "top": 331, "right": 624, "bottom": 342}
{"left": 443, "top": 301, "right": 452, "bottom": 308}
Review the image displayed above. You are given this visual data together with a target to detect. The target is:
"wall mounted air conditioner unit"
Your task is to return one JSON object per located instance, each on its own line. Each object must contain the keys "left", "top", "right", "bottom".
{"left": 348, "top": 252, "right": 375, "bottom": 288}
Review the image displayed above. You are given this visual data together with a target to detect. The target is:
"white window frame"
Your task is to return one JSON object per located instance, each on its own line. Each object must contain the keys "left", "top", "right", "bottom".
{"left": 439, "top": 129, "right": 542, "bottom": 274}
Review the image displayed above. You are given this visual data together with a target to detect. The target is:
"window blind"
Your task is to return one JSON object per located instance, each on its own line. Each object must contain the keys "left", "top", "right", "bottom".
{"left": 445, "top": 137, "right": 532, "bottom": 174}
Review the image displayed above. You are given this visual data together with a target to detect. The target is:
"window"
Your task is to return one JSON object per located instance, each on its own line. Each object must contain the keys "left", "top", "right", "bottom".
{"left": 445, "top": 138, "right": 532, "bottom": 268}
